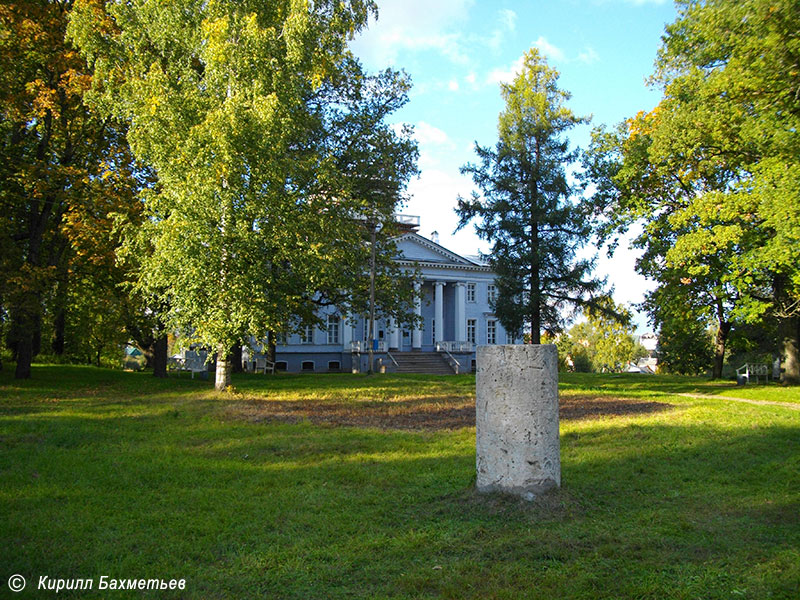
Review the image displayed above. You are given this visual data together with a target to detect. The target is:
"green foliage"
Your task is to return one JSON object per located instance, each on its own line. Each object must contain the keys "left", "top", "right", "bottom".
{"left": 583, "top": 0, "right": 800, "bottom": 381}
{"left": 456, "top": 49, "right": 604, "bottom": 343}
{"left": 657, "top": 314, "right": 715, "bottom": 376}
{"left": 69, "top": 0, "right": 419, "bottom": 389}
{"left": 557, "top": 300, "right": 646, "bottom": 373}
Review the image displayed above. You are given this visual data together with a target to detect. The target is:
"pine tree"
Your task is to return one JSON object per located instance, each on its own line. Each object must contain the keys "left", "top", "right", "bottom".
{"left": 456, "top": 49, "right": 603, "bottom": 343}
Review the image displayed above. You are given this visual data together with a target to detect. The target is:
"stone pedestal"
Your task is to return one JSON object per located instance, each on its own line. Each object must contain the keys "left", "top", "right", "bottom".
{"left": 476, "top": 345, "right": 560, "bottom": 498}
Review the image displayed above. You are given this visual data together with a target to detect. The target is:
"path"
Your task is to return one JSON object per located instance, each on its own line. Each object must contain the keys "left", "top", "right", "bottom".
{"left": 679, "top": 393, "right": 800, "bottom": 411}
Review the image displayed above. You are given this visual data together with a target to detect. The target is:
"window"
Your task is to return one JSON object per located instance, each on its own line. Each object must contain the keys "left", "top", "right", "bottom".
{"left": 487, "top": 284, "right": 496, "bottom": 304}
{"left": 431, "top": 319, "right": 436, "bottom": 344}
{"left": 487, "top": 319, "right": 497, "bottom": 344}
{"left": 466, "top": 319, "right": 476, "bottom": 344}
{"left": 275, "top": 361, "right": 288, "bottom": 371}
{"left": 466, "top": 283, "right": 476, "bottom": 303}
{"left": 300, "top": 324, "right": 314, "bottom": 344}
{"left": 275, "top": 331, "right": 288, "bottom": 345}
{"left": 327, "top": 360, "right": 341, "bottom": 371}
{"left": 506, "top": 331, "right": 515, "bottom": 344}
{"left": 301, "top": 361, "right": 315, "bottom": 372}
{"left": 326, "top": 314, "right": 340, "bottom": 344}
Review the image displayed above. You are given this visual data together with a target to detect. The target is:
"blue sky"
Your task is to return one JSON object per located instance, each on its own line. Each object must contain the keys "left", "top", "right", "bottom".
{"left": 349, "top": 0, "right": 679, "bottom": 332}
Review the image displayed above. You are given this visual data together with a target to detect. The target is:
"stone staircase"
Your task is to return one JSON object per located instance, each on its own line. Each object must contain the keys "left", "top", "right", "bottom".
{"left": 389, "top": 351, "right": 456, "bottom": 375}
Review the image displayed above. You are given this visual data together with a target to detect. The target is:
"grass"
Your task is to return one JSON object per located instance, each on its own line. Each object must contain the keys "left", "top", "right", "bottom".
{"left": 1, "top": 365, "right": 799, "bottom": 599}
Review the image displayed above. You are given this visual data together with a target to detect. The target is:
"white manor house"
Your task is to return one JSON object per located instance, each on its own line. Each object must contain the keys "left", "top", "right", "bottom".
{"left": 269, "top": 215, "right": 518, "bottom": 374}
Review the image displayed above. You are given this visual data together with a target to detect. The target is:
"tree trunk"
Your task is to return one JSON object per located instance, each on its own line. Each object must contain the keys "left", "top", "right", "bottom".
{"left": 230, "top": 343, "right": 243, "bottom": 374}
{"left": 712, "top": 321, "right": 731, "bottom": 379}
{"left": 52, "top": 307, "right": 66, "bottom": 355}
{"left": 215, "top": 344, "right": 231, "bottom": 391}
{"left": 153, "top": 334, "right": 168, "bottom": 378}
{"left": 267, "top": 331, "right": 277, "bottom": 364}
{"left": 15, "top": 333, "right": 33, "bottom": 379}
{"left": 11, "top": 306, "right": 35, "bottom": 379}
{"left": 780, "top": 315, "right": 800, "bottom": 384}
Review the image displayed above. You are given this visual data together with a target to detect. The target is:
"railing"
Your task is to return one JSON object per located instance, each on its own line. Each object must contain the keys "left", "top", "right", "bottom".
{"left": 441, "top": 349, "right": 462, "bottom": 374}
{"left": 395, "top": 214, "right": 420, "bottom": 227}
{"left": 349, "top": 340, "right": 386, "bottom": 353}
{"left": 435, "top": 341, "right": 475, "bottom": 353}
{"left": 386, "top": 352, "right": 399, "bottom": 367}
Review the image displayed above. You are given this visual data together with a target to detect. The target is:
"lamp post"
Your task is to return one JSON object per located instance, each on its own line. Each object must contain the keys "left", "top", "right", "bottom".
{"left": 367, "top": 219, "right": 379, "bottom": 374}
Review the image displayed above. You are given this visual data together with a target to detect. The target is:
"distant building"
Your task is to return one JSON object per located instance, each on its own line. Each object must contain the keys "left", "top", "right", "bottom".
{"left": 269, "top": 216, "right": 518, "bottom": 373}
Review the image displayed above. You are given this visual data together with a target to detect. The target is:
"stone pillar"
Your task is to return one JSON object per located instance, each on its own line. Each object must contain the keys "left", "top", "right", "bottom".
{"left": 454, "top": 282, "right": 466, "bottom": 342}
{"left": 412, "top": 281, "right": 422, "bottom": 350}
{"left": 475, "top": 345, "right": 560, "bottom": 499}
{"left": 388, "top": 316, "right": 400, "bottom": 350}
{"left": 434, "top": 281, "right": 444, "bottom": 345}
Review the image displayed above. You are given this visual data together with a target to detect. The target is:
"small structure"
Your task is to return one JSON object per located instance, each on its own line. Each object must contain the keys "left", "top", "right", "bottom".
{"left": 736, "top": 363, "right": 771, "bottom": 385}
{"left": 476, "top": 345, "right": 560, "bottom": 499}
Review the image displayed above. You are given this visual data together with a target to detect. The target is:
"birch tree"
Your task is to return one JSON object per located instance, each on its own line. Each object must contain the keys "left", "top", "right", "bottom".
{"left": 69, "top": 0, "right": 418, "bottom": 389}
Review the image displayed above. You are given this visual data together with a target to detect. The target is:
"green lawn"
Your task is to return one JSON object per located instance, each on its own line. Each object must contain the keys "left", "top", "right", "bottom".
{"left": 1, "top": 366, "right": 798, "bottom": 599}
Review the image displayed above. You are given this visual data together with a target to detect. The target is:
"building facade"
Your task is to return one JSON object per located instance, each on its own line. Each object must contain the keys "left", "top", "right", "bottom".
{"left": 271, "top": 218, "right": 516, "bottom": 373}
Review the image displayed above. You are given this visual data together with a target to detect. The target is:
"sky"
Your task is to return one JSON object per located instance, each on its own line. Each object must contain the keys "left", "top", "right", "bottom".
{"left": 348, "top": 0, "right": 679, "bottom": 332}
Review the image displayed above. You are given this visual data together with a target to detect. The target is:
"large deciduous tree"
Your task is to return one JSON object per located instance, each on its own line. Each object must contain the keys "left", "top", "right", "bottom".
{"left": 585, "top": 0, "right": 800, "bottom": 382}
{"left": 69, "top": 0, "right": 418, "bottom": 390}
{"left": 0, "top": 0, "right": 139, "bottom": 378}
{"left": 456, "top": 49, "right": 604, "bottom": 343}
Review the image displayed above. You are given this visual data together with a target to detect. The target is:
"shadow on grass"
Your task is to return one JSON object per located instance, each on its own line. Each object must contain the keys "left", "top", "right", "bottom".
{"left": 3, "top": 392, "right": 798, "bottom": 599}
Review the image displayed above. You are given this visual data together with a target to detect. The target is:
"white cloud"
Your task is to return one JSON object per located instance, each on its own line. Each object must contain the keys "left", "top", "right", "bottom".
{"left": 404, "top": 168, "right": 489, "bottom": 257}
{"left": 486, "top": 54, "right": 526, "bottom": 85}
{"left": 533, "top": 36, "right": 566, "bottom": 63}
{"left": 487, "top": 40, "right": 602, "bottom": 86}
{"left": 487, "top": 9, "right": 518, "bottom": 52}
{"left": 448, "top": 79, "right": 460, "bottom": 92}
{"left": 577, "top": 46, "right": 600, "bottom": 65}
{"left": 413, "top": 121, "right": 451, "bottom": 146}
{"left": 349, "top": 0, "right": 474, "bottom": 66}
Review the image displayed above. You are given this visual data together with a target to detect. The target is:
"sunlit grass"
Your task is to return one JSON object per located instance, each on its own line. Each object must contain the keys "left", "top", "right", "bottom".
{"left": 1, "top": 365, "right": 798, "bottom": 599}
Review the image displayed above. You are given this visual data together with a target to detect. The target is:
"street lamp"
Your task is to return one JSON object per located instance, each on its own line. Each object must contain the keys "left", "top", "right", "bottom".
{"left": 367, "top": 219, "right": 382, "bottom": 374}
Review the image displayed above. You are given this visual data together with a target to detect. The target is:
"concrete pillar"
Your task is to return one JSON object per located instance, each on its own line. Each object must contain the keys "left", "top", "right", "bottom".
{"left": 476, "top": 345, "right": 560, "bottom": 499}
{"left": 454, "top": 282, "right": 466, "bottom": 342}
{"left": 412, "top": 281, "right": 422, "bottom": 349}
{"left": 341, "top": 312, "right": 352, "bottom": 350}
{"left": 434, "top": 281, "right": 444, "bottom": 345}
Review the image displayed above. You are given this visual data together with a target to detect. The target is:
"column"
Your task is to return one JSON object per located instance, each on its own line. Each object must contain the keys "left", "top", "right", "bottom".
{"left": 434, "top": 281, "right": 444, "bottom": 345}
{"left": 388, "top": 316, "right": 400, "bottom": 350}
{"left": 412, "top": 281, "right": 422, "bottom": 350}
{"left": 454, "top": 282, "right": 466, "bottom": 342}
{"left": 341, "top": 312, "right": 352, "bottom": 350}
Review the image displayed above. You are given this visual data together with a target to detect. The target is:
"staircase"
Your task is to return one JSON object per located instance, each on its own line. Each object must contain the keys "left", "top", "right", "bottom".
{"left": 390, "top": 351, "right": 456, "bottom": 375}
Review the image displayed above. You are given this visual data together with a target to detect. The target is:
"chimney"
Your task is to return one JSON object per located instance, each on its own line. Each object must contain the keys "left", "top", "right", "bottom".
{"left": 431, "top": 230, "right": 439, "bottom": 244}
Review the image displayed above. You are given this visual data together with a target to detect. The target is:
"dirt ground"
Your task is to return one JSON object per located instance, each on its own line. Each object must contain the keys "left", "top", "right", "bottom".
{"left": 225, "top": 394, "right": 674, "bottom": 431}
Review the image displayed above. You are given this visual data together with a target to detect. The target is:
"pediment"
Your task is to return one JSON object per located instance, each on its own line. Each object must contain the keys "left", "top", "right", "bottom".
{"left": 395, "top": 233, "right": 480, "bottom": 267}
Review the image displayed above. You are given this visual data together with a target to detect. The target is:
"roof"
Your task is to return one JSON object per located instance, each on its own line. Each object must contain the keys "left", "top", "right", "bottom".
{"left": 394, "top": 233, "right": 492, "bottom": 272}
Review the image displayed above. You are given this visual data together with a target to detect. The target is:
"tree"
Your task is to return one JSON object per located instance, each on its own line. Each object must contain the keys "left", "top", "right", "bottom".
{"left": 584, "top": 116, "right": 742, "bottom": 379}
{"left": 69, "top": 0, "right": 419, "bottom": 390}
{"left": 0, "top": 0, "right": 139, "bottom": 378}
{"left": 586, "top": 0, "right": 800, "bottom": 382}
{"left": 456, "top": 49, "right": 604, "bottom": 343}
{"left": 555, "top": 301, "right": 647, "bottom": 373}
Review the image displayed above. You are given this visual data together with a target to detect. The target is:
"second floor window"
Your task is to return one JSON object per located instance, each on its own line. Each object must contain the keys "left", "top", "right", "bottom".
{"left": 487, "top": 319, "right": 496, "bottom": 345}
{"left": 466, "top": 283, "right": 476, "bottom": 302}
{"left": 300, "top": 324, "right": 314, "bottom": 344}
{"left": 487, "top": 284, "right": 496, "bottom": 304}
{"left": 327, "top": 314, "right": 340, "bottom": 345}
